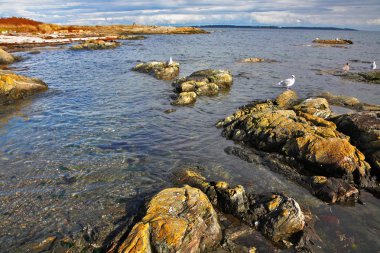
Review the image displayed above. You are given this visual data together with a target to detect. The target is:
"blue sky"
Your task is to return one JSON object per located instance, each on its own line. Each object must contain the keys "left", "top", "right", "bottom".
{"left": 0, "top": 0, "right": 380, "bottom": 30}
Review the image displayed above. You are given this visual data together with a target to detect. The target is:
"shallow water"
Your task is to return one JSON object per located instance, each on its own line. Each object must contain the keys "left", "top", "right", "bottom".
{"left": 1, "top": 28, "right": 380, "bottom": 252}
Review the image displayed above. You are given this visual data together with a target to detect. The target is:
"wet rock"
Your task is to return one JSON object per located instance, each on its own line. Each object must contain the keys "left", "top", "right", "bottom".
{"left": 171, "top": 69, "right": 232, "bottom": 106}
{"left": 0, "top": 48, "right": 15, "bottom": 65}
{"left": 0, "top": 72, "right": 48, "bottom": 105}
{"left": 171, "top": 91, "right": 197, "bottom": 106}
{"left": 239, "top": 58, "right": 276, "bottom": 63}
{"left": 312, "top": 38, "right": 353, "bottom": 45}
{"left": 224, "top": 146, "right": 359, "bottom": 204}
{"left": 173, "top": 169, "right": 313, "bottom": 250}
{"left": 333, "top": 113, "right": 380, "bottom": 176}
{"left": 118, "top": 186, "right": 222, "bottom": 253}
{"left": 133, "top": 61, "right": 180, "bottom": 80}
{"left": 71, "top": 40, "right": 121, "bottom": 50}
{"left": 293, "top": 97, "right": 331, "bottom": 119}
{"left": 341, "top": 71, "right": 380, "bottom": 84}
{"left": 217, "top": 90, "right": 372, "bottom": 186}
{"left": 319, "top": 91, "right": 380, "bottom": 111}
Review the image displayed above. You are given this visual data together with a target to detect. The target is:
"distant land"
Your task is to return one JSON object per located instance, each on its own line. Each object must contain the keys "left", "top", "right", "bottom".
{"left": 195, "top": 25, "right": 357, "bottom": 31}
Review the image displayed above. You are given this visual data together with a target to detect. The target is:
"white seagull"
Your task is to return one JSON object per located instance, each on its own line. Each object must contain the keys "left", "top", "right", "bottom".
{"left": 371, "top": 61, "right": 376, "bottom": 70}
{"left": 168, "top": 57, "right": 173, "bottom": 65}
{"left": 277, "top": 75, "right": 295, "bottom": 89}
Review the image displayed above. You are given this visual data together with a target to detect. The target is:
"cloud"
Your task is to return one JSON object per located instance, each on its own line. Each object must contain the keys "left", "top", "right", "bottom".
{"left": 0, "top": 0, "right": 379, "bottom": 30}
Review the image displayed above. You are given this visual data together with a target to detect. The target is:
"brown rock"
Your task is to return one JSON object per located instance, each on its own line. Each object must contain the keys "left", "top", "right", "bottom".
{"left": 293, "top": 97, "right": 331, "bottom": 119}
{"left": 171, "top": 91, "right": 197, "bottom": 105}
{"left": 118, "top": 186, "right": 222, "bottom": 253}
{"left": 0, "top": 48, "right": 15, "bottom": 65}
{"left": 133, "top": 61, "right": 180, "bottom": 80}
{"left": 0, "top": 72, "right": 48, "bottom": 105}
{"left": 274, "top": 90, "right": 298, "bottom": 108}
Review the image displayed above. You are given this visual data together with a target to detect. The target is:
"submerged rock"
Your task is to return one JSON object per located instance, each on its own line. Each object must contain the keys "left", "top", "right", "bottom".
{"left": 133, "top": 61, "right": 180, "bottom": 80}
{"left": 171, "top": 69, "right": 233, "bottom": 105}
{"left": 217, "top": 90, "right": 372, "bottom": 187}
{"left": 71, "top": 40, "right": 121, "bottom": 50}
{"left": 118, "top": 186, "right": 222, "bottom": 253}
{"left": 173, "top": 169, "right": 315, "bottom": 250}
{"left": 312, "top": 38, "right": 353, "bottom": 45}
{"left": 0, "top": 72, "right": 48, "bottom": 105}
{"left": 0, "top": 48, "right": 15, "bottom": 65}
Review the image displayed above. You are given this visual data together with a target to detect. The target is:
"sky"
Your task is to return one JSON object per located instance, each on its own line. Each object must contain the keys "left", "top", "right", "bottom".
{"left": 0, "top": 0, "right": 380, "bottom": 30}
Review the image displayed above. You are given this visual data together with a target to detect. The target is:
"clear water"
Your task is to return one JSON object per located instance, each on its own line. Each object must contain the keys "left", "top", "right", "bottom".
{"left": 1, "top": 28, "right": 380, "bottom": 252}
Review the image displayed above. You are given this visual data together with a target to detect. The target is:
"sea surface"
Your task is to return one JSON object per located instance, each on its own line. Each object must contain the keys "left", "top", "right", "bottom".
{"left": 1, "top": 28, "right": 380, "bottom": 252}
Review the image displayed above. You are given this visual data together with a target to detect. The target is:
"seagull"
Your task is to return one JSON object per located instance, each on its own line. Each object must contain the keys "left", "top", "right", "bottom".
{"left": 277, "top": 75, "right": 295, "bottom": 89}
{"left": 371, "top": 61, "right": 376, "bottom": 70}
{"left": 342, "top": 63, "right": 350, "bottom": 72}
{"left": 168, "top": 57, "right": 173, "bottom": 65}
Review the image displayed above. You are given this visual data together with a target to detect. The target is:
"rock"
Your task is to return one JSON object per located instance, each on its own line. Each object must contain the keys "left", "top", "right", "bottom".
{"left": 312, "top": 39, "right": 353, "bottom": 45}
{"left": 71, "top": 40, "right": 121, "bottom": 50}
{"left": 224, "top": 146, "right": 360, "bottom": 204}
{"left": 274, "top": 90, "right": 298, "bottom": 108}
{"left": 118, "top": 186, "right": 222, "bottom": 253}
{"left": 172, "top": 69, "right": 232, "bottom": 105}
{"left": 173, "top": 169, "right": 311, "bottom": 249}
{"left": 333, "top": 113, "right": 380, "bottom": 176}
{"left": 341, "top": 71, "right": 380, "bottom": 84}
{"left": 293, "top": 98, "right": 331, "bottom": 119}
{"left": 0, "top": 72, "right": 48, "bottom": 105}
{"left": 118, "top": 35, "right": 146, "bottom": 40}
{"left": 133, "top": 61, "right": 180, "bottom": 80}
{"left": 0, "top": 48, "right": 15, "bottom": 65}
{"left": 171, "top": 92, "right": 197, "bottom": 106}
{"left": 217, "top": 90, "right": 372, "bottom": 186}
{"left": 239, "top": 58, "right": 276, "bottom": 63}
{"left": 319, "top": 91, "right": 380, "bottom": 111}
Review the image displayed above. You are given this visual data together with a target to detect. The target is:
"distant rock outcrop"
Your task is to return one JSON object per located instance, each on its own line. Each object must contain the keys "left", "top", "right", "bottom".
{"left": 312, "top": 38, "right": 353, "bottom": 45}
{"left": 71, "top": 40, "right": 121, "bottom": 50}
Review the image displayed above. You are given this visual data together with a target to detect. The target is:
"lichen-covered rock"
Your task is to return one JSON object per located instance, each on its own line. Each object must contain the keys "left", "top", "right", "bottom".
{"left": 293, "top": 97, "right": 331, "bottom": 119}
{"left": 171, "top": 91, "right": 197, "bottom": 106}
{"left": 312, "top": 38, "right": 353, "bottom": 44}
{"left": 174, "top": 169, "right": 309, "bottom": 249}
{"left": 333, "top": 113, "right": 380, "bottom": 176}
{"left": 133, "top": 61, "right": 180, "bottom": 80}
{"left": 274, "top": 90, "right": 298, "bottom": 108}
{"left": 171, "top": 69, "right": 232, "bottom": 105}
{"left": 0, "top": 72, "right": 48, "bottom": 104}
{"left": 217, "top": 90, "right": 371, "bottom": 185}
{"left": 0, "top": 48, "right": 15, "bottom": 65}
{"left": 240, "top": 58, "right": 265, "bottom": 63}
{"left": 118, "top": 186, "right": 222, "bottom": 253}
{"left": 71, "top": 40, "right": 121, "bottom": 50}
{"left": 118, "top": 35, "right": 146, "bottom": 40}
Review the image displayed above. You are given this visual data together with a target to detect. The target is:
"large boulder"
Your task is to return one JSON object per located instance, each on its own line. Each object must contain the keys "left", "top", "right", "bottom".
{"left": 133, "top": 61, "right": 180, "bottom": 80}
{"left": 312, "top": 38, "right": 353, "bottom": 44}
{"left": 0, "top": 48, "right": 15, "bottom": 65}
{"left": 0, "top": 72, "right": 48, "bottom": 104}
{"left": 118, "top": 186, "right": 222, "bottom": 253}
{"left": 217, "top": 91, "right": 371, "bottom": 185}
{"left": 293, "top": 97, "right": 331, "bottom": 119}
{"left": 333, "top": 113, "right": 380, "bottom": 176}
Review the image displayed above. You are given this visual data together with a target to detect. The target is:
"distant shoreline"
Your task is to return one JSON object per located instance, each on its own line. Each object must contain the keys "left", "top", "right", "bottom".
{"left": 194, "top": 25, "right": 357, "bottom": 31}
